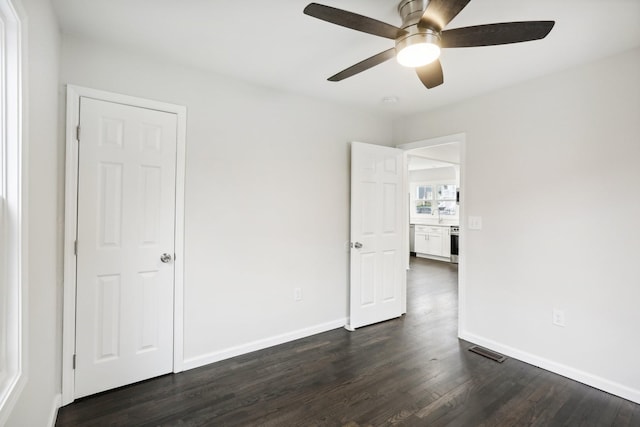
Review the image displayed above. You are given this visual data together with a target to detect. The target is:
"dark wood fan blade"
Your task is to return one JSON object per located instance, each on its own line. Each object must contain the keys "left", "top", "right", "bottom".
{"left": 328, "top": 48, "right": 396, "bottom": 82}
{"left": 304, "top": 3, "right": 406, "bottom": 40}
{"left": 415, "top": 59, "right": 444, "bottom": 89}
{"left": 441, "top": 21, "right": 555, "bottom": 48}
{"left": 418, "top": 0, "right": 472, "bottom": 31}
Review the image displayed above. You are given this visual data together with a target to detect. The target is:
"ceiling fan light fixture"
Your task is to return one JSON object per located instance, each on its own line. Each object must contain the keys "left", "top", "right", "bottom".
{"left": 396, "top": 42, "right": 441, "bottom": 67}
{"left": 395, "top": 30, "right": 441, "bottom": 68}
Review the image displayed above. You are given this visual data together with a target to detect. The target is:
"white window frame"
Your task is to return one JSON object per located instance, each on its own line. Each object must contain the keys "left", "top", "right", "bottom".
{"left": 0, "top": 0, "right": 26, "bottom": 423}
{"left": 414, "top": 183, "right": 435, "bottom": 214}
{"left": 410, "top": 180, "right": 459, "bottom": 221}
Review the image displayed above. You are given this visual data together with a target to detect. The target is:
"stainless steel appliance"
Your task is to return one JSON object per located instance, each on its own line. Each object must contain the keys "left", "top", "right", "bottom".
{"left": 450, "top": 226, "right": 459, "bottom": 264}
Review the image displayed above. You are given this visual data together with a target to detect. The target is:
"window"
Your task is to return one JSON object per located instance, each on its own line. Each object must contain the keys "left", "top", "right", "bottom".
{"left": 411, "top": 181, "right": 458, "bottom": 220}
{"left": 415, "top": 184, "right": 434, "bottom": 214}
{"left": 436, "top": 184, "right": 457, "bottom": 216}
{"left": 0, "top": 0, "right": 24, "bottom": 418}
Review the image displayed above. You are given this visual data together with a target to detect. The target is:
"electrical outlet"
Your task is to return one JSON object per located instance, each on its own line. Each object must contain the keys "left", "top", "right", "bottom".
{"left": 552, "top": 309, "right": 566, "bottom": 327}
{"left": 294, "top": 287, "right": 303, "bottom": 302}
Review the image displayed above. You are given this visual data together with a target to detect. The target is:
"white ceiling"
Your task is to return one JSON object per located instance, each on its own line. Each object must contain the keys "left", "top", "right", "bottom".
{"left": 51, "top": 0, "right": 640, "bottom": 116}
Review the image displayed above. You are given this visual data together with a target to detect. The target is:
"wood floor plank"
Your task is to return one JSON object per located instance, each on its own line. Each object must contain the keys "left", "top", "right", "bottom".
{"left": 56, "top": 257, "right": 640, "bottom": 426}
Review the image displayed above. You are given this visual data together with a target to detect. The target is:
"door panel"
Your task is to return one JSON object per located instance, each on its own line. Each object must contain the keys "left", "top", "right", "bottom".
{"left": 95, "top": 274, "right": 121, "bottom": 361}
{"left": 349, "top": 142, "right": 404, "bottom": 330}
{"left": 98, "top": 163, "right": 123, "bottom": 247}
{"left": 75, "top": 97, "right": 177, "bottom": 398}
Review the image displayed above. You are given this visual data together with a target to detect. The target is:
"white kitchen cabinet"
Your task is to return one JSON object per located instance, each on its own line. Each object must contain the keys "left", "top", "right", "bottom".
{"left": 442, "top": 226, "right": 451, "bottom": 257}
{"left": 414, "top": 226, "right": 429, "bottom": 254}
{"left": 409, "top": 224, "right": 415, "bottom": 253}
{"left": 414, "top": 225, "right": 451, "bottom": 259}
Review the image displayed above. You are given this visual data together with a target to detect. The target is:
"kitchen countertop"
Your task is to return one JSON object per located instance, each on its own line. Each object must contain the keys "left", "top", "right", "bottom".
{"left": 411, "top": 220, "right": 459, "bottom": 227}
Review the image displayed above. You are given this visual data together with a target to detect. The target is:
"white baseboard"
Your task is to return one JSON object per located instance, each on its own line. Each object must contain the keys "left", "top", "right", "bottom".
{"left": 459, "top": 330, "right": 640, "bottom": 404}
{"left": 182, "top": 318, "right": 347, "bottom": 371}
{"left": 47, "top": 393, "right": 62, "bottom": 427}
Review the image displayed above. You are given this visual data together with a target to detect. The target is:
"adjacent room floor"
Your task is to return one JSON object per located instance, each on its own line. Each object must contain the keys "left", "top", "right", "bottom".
{"left": 56, "top": 257, "right": 639, "bottom": 426}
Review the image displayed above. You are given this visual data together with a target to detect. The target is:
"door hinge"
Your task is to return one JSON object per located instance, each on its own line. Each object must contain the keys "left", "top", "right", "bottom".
{"left": 76, "top": 125, "right": 81, "bottom": 141}
{"left": 72, "top": 354, "right": 76, "bottom": 369}
{"left": 74, "top": 240, "right": 78, "bottom": 256}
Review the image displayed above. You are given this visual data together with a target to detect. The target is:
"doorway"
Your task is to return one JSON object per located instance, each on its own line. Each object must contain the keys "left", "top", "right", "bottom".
{"left": 62, "top": 86, "right": 187, "bottom": 405}
{"left": 398, "top": 133, "right": 466, "bottom": 336}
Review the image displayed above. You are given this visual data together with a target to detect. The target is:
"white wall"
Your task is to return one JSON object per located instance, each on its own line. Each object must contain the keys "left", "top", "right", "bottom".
{"left": 5, "top": 0, "right": 61, "bottom": 425}
{"left": 59, "top": 35, "right": 393, "bottom": 367}
{"left": 394, "top": 48, "right": 640, "bottom": 402}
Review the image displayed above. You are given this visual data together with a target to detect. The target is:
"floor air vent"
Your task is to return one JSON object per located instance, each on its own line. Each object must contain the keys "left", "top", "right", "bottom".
{"left": 468, "top": 345, "right": 507, "bottom": 363}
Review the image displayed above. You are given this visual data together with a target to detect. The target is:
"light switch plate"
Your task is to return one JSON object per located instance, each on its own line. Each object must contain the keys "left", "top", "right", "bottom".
{"left": 552, "top": 309, "right": 566, "bottom": 327}
{"left": 468, "top": 216, "right": 482, "bottom": 230}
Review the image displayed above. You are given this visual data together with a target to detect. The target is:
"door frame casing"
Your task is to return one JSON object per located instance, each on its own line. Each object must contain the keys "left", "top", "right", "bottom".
{"left": 61, "top": 85, "right": 187, "bottom": 405}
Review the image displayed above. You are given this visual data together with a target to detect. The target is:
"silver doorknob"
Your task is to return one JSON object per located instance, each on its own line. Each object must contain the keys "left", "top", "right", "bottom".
{"left": 160, "top": 253, "right": 172, "bottom": 263}
{"left": 354, "top": 242, "right": 363, "bottom": 249}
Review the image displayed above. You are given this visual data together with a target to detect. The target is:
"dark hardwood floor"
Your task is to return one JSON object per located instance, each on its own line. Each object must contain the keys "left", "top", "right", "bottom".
{"left": 56, "top": 257, "right": 640, "bottom": 426}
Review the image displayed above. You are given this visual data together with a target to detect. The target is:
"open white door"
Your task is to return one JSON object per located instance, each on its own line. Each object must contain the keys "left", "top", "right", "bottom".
{"left": 348, "top": 142, "right": 405, "bottom": 330}
{"left": 74, "top": 97, "right": 177, "bottom": 398}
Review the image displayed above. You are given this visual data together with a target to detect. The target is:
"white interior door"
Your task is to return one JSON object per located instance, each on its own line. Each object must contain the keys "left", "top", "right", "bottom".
{"left": 74, "top": 97, "right": 178, "bottom": 398}
{"left": 348, "top": 142, "right": 405, "bottom": 330}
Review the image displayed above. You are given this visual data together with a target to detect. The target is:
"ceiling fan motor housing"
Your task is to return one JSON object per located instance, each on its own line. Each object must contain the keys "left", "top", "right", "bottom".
{"left": 396, "top": 0, "right": 441, "bottom": 60}
{"left": 395, "top": 27, "right": 440, "bottom": 53}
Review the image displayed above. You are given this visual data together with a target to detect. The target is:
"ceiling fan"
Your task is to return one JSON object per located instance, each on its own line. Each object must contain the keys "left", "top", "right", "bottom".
{"left": 303, "top": 0, "right": 555, "bottom": 90}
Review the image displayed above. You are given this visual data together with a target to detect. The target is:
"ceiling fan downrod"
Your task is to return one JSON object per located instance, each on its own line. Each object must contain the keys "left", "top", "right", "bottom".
{"left": 398, "top": 0, "right": 427, "bottom": 28}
